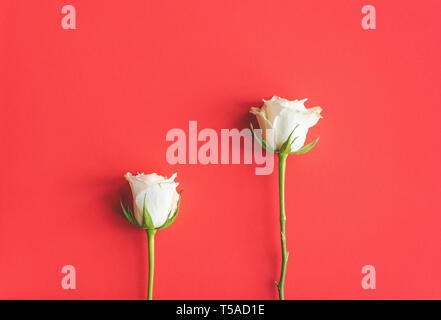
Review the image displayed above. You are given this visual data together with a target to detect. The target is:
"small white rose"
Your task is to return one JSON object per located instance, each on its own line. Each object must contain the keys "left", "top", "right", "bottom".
{"left": 250, "top": 96, "right": 322, "bottom": 152}
{"left": 125, "top": 172, "right": 180, "bottom": 229}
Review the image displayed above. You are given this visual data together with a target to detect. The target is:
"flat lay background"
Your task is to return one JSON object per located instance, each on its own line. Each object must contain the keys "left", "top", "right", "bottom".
{"left": 1, "top": 0, "right": 441, "bottom": 299}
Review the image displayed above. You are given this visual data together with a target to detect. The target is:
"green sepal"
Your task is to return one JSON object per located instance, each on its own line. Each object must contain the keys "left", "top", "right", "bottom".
{"left": 290, "top": 137, "right": 319, "bottom": 155}
{"left": 157, "top": 190, "right": 182, "bottom": 230}
{"left": 142, "top": 194, "right": 155, "bottom": 230}
{"left": 250, "top": 123, "right": 276, "bottom": 153}
{"left": 279, "top": 124, "right": 300, "bottom": 154}
{"left": 120, "top": 200, "right": 141, "bottom": 228}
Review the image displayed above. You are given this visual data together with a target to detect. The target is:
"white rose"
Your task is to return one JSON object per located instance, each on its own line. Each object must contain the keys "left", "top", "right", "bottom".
{"left": 250, "top": 96, "right": 322, "bottom": 152}
{"left": 125, "top": 172, "right": 180, "bottom": 229}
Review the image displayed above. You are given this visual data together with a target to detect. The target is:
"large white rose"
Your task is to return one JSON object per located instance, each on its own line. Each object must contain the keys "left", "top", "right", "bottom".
{"left": 125, "top": 172, "right": 180, "bottom": 228}
{"left": 250, "top": 96, "right": 322, "bottom": 152}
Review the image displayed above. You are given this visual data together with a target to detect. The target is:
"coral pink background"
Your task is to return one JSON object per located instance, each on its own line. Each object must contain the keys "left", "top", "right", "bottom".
{"left": 1, "top": 0, "right": 440, "bottom": 299}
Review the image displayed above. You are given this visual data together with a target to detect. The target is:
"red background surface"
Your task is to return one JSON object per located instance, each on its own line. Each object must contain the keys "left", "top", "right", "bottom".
{"left": 1, "top": 0, "right": 440, "bottom": 299}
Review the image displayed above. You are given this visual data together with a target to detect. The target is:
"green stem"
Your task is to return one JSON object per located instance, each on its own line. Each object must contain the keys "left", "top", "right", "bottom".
{"left": 277, "top": 153, "right": 288, "bottom": 300}
{"left": 146, "top": 229, "right": 156, "bottom": 300}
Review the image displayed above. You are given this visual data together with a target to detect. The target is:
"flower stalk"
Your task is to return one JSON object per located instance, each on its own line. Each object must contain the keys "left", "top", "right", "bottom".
{"left": 276, "top": 153, "right": 288, "bottom": 300}
{"left": 146, "top": 229, "right": 156, "bottom": 300}
{"left": 121, "top": 172, "right": 182, "bottom": 300}
{"left": 250, "top": 96, "right": 322, "bottom": 300}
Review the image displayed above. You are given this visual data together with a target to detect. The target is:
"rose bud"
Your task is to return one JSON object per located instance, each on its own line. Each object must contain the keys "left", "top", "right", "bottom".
{"left": 250, "top": 96, "right": 322, "bottom": 154}
{"left": 121, "top": 172, "right": 181, "bottom": 230}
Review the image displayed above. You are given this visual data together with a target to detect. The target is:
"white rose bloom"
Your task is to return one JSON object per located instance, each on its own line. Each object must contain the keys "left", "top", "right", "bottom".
{"left": 250, "top": 96, "right": 322, "bottom": 152}
{"left": 125, "top": 172, "right": 180, "bottom": 228}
